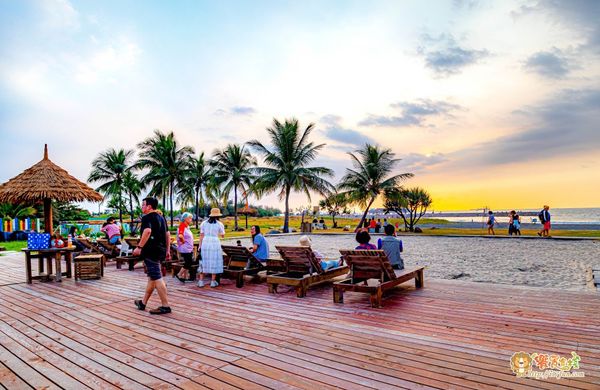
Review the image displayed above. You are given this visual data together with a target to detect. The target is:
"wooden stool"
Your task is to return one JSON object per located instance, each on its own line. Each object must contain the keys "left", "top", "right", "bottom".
{"left": 74, "top": 254, "right": 104, "bottom": 280}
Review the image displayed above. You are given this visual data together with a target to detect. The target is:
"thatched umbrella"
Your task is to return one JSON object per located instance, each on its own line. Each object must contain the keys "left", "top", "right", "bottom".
{"left": 237, "top": 206, "right": 257, "bottom": 229}
{"left": 0, "top": 144, "right": 103, "bottom": 233}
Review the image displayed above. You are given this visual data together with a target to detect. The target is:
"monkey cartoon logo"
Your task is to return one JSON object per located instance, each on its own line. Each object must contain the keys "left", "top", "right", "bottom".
{"left": 510, "top": 352, "right": 533, "bottom": 376}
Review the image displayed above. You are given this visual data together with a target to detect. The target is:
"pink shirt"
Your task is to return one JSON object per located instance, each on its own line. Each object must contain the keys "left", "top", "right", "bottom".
{"left": 101, "top": 224, "right": 121, "bottom": 238}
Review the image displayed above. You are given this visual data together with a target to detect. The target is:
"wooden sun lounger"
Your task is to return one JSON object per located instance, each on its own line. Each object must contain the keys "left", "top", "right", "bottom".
{"left": 95, "top": 238, "right": 120, "bottom": 258}
{"left": 219, "top": 246, "right": 285, "bottom": 288}
{"left": 77, "top": 238, "right": 103, "bottom": 254}
{"left": 268, "top": 246, "right": 348, "bottom": 298}
{"left": 335, "top": 250, "right": 424, "bottom": 308}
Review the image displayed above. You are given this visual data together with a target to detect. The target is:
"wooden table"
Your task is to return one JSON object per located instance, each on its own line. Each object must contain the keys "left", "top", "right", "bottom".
{"left": 22, "top": 247, "right": 75, "bottom": 284}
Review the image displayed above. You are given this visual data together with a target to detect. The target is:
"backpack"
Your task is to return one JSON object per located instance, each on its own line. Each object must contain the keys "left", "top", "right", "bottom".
{"left": 538, "top": 211, "right": 545, "bottom": 223}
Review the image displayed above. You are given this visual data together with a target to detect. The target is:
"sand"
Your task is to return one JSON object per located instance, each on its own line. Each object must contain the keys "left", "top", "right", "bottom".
{"left": 224, "top": 234, "right": 600, "bottom": 291}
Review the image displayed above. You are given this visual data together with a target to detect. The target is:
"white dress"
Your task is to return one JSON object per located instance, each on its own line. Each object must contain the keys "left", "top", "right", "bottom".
{"left": 200, "top": 220, "right": 225, "bottom": 274}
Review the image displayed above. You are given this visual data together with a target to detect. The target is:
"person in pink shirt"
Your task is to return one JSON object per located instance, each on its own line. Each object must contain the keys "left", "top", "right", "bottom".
{"left": 101, "top": 217, "right": 122, "bottom": 244}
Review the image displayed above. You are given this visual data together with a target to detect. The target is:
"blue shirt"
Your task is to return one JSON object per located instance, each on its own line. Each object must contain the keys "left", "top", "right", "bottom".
{"left": 253, "top": 234, "right": 269, "bottom": 261}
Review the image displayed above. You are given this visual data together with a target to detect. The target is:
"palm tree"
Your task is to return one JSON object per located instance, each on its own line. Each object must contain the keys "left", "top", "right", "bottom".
{"left": 177, "top": 152, "right": 212, "bottom": 229}
{"left": 122, "top": 171, "right": 144, "bottom": 231}
{"left": 88, "top": 148, "right": 134, "bottom": 225}
{"left": 248, "top": 118, "right": 334, "bottom": 233}
{"left": 136, "top": 130, "right": 194, "bottom": 226}
{"left": 338, "top": 144, "right": 413, "bottom": 231}
{"left": 211, "top": 144, "right": 256, "bottom": 231}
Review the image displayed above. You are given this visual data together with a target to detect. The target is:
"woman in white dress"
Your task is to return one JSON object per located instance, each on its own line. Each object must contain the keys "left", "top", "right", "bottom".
{"left": 198, "top": 208, "right": 225, "bottom": 288}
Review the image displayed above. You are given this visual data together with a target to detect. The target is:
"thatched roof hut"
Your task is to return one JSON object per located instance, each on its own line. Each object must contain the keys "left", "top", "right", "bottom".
{"left": 0, "top": 145, "right": 103, "bottom": 232}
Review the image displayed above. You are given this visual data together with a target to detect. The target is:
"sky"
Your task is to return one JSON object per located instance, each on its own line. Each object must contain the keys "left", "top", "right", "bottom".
{"left": 1, "top": 0, "right": 599, "bottom": 212}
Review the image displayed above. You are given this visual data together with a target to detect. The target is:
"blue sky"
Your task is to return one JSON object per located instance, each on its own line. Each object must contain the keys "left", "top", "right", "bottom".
{"left": 1, "top": 0, "right": 599, "bottom": 210}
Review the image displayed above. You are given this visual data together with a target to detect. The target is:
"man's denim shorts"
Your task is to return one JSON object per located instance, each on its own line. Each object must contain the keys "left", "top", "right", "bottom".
{"left": 144, "top": 259, "right": 162, "bottom": 281}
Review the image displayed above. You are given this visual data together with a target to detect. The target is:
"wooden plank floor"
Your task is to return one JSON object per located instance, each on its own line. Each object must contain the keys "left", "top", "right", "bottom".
{"left": 0, "top": 252, "right": 598, "bottom": 389}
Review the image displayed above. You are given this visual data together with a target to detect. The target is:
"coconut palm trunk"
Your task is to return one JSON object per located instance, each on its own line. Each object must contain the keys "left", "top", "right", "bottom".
{"left": 194, "top": 189, "right": 200, "bottom": 229}
{"left": 356, "top": 197, "right": 375, "bottom": 231}
{"left": 284, "top": 186, "right": 291, "bottom": 233}
{"left": 129, "top": 193, "right": 134, "bottom": 232}
{"left": 169, "top": 181, "right": 174, "bottom": 227}
{"left": 233, "top": 186, "right": 238, "bottom": 231}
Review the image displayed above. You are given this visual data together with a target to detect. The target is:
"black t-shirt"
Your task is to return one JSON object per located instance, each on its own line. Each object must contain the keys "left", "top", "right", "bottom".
{"left": 140, "top": 212, "right": 167, "bottom": 261}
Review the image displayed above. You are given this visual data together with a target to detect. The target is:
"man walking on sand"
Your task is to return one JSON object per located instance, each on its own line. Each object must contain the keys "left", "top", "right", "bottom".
{"left": 537, "top": 205, "right": 551, "bottom": 237}
{"left": 133, "top": 197, "right": 172, "bottom": 314}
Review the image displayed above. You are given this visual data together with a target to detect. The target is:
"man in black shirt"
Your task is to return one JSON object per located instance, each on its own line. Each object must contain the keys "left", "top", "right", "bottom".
{"left": 133, "top": 197, "right": 172, "bottom": 314}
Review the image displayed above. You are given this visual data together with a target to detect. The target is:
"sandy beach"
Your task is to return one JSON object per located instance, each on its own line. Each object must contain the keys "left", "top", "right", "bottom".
{"left": 225, "top": 234, "right": 600, "bottom": 292}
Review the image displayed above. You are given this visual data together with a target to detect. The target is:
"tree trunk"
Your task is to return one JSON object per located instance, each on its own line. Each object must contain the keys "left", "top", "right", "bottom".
{"left": 332, "top": 213, "right": 337, "bottom": 228}
{"left": 356, "top": 197, "right": 375, "bottom": 231}
{"left": 283, "top": 186, "right": 291, "bottom": 233}
{"left": 169, "top": 181, "right": 174, "bottom": 227}
{"left": 195, "top": 188, "right": 199, "bottom": 229}
{"left": 233, "top": 185, "right": 238, "bottom": 231}
{"left": 129, "top": 193, "right": 134, "bottom": 234}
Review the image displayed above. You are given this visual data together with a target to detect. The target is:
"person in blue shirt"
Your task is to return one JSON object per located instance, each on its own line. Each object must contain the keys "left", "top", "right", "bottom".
{"left": 249, "top": 225, "right": 269, "bottom": 261}
{"left": 377, "top": 224, "right": 404, "bottom": 270}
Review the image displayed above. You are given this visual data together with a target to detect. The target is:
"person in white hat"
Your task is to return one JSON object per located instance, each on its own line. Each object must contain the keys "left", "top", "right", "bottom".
{"left": 298, "top": 235, "right": 342, "bottom": 271}
{"left": 197, "top": 208, "right": 225, "bottom": 287}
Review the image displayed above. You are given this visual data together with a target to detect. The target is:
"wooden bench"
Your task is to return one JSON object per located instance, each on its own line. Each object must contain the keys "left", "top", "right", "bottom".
{"left": 335, "top": 250, "right": 424, "bottom": 308}
{"left": 268, "top": 246, "right": 348, "bottom": 298}
{"left": 219, "top": 246, "right": 285, "bottom": 288}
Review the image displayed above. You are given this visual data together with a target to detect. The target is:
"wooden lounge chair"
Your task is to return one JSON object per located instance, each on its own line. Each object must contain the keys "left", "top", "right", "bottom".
{"left": 77, "top": 237, "right": 103, "bottom": 254}
{"left": 219, "top": 245, "right": 285, "bottom": 288}
{"left": 335, "top": 250, "right": 424, "bottom": 308}
{"left": 268, "top": 246, "right": 348, "bottom": 298}
{"left": 95, "top": 238, "right": 120, "bottom": 257}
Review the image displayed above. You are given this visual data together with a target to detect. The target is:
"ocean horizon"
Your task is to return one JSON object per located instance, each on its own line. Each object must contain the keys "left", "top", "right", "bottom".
{"left": 427, "top": 207, "right": 600, "bottom": 224}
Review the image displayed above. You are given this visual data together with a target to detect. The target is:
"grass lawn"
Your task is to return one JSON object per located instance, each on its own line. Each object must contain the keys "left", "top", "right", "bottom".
{"left": 0, "top": 241, "right": 27, "bottom": 252}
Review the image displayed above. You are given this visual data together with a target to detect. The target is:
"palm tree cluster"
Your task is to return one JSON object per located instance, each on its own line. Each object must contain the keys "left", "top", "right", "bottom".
{"left": 88, "top": 118, "right": 420, "bottom": 232}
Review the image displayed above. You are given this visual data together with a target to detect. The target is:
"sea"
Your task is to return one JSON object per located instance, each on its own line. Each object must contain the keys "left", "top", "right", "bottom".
{"left": 426, "top": 208, "right": 600, "bottom": 225}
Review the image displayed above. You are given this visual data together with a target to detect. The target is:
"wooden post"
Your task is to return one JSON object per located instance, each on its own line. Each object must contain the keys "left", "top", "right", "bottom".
{"left": 43, "top": 198, "right": 53, "bottom": 233}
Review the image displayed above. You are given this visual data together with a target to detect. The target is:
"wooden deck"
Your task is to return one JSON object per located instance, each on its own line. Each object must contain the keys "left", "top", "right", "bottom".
{"left": 0, "top": 252, "right": 599, "bottom": 389}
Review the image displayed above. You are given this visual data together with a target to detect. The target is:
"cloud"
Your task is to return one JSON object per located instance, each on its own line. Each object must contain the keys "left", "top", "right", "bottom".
{"left": 400, "top": 153, "right": 449, "bottom": 173}
{"left": 40, "top": 0, "right": 80, "bottom": 30}
{"left": 214, "top": 106, "right": 257, "bottom": 116}
{"left": 359, "top": 99, "right": 464, "bottom": 128}
{"left": 324, "top": 127, "right": 375, "bottom": 147}
{"left": 319, "top": 114, "right": 375, "bottom": 147}
{"left": 523, "top": 49, "right": 571, "bottom": 79}
{"left": 512, "top": 0, "right": 600, "bottom": 54}
{"left": 417, "top": 33, "right": 489, "bottom": 77}
{"left": 450, "top": 88, "right": 600, "bottom": 167}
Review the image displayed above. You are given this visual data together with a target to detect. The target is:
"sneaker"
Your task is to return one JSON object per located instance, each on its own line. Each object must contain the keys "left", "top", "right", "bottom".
{"left": 537, "top": 232, "right": 542, "bottom": 236}
{"left": 210, "top": 280, "right": 219, "bottom": 288}
{"left": 197, "top": 280, "right": 205, "bottom": 287}
{"left": 149, "top": 306, "right": 171, "bottom": 315}
{"left": 134, "top": 299, "right": 146, "bottom": 311}
{"left": 176, "top": 275, "right": 186, "bottom": 283}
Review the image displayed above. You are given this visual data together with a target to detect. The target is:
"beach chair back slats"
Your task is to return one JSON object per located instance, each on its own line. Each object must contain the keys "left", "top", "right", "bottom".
{"left": 221, "top": 245, "right": 264, "bottom": 270}
{"left": 275, "top": 246, "right": 323, "bottom": 274}
{"left": 340, "top": 250, "right": 396, "bottom": 282}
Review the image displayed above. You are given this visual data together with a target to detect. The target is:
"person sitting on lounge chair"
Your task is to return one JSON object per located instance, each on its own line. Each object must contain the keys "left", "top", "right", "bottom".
{"left": 298, "top": 235, "right": 341, "bottom": 271}
{"left": 377, "top": 224, "right": 404, "bottom": 270}
{"left": 355, "top": 229, "right": 377, "bottom": 250}
{"left": 249, "top": 225, "right": 269, "bottom": 261}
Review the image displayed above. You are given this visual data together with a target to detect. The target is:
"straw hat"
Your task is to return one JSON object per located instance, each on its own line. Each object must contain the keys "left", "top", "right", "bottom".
{"left": 209, "top": 208, "right": 222, "bottom": 217}
{"left": 298, "top": 235, "right": 312, "bottom": 246}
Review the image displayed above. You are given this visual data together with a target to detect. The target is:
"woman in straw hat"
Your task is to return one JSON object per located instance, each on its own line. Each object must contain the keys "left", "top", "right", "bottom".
{"left": 298, "top": 235, "right": 342, "bottom": 271}
{"left": 198, "top": 208, "right": 225, "bottom": 287}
